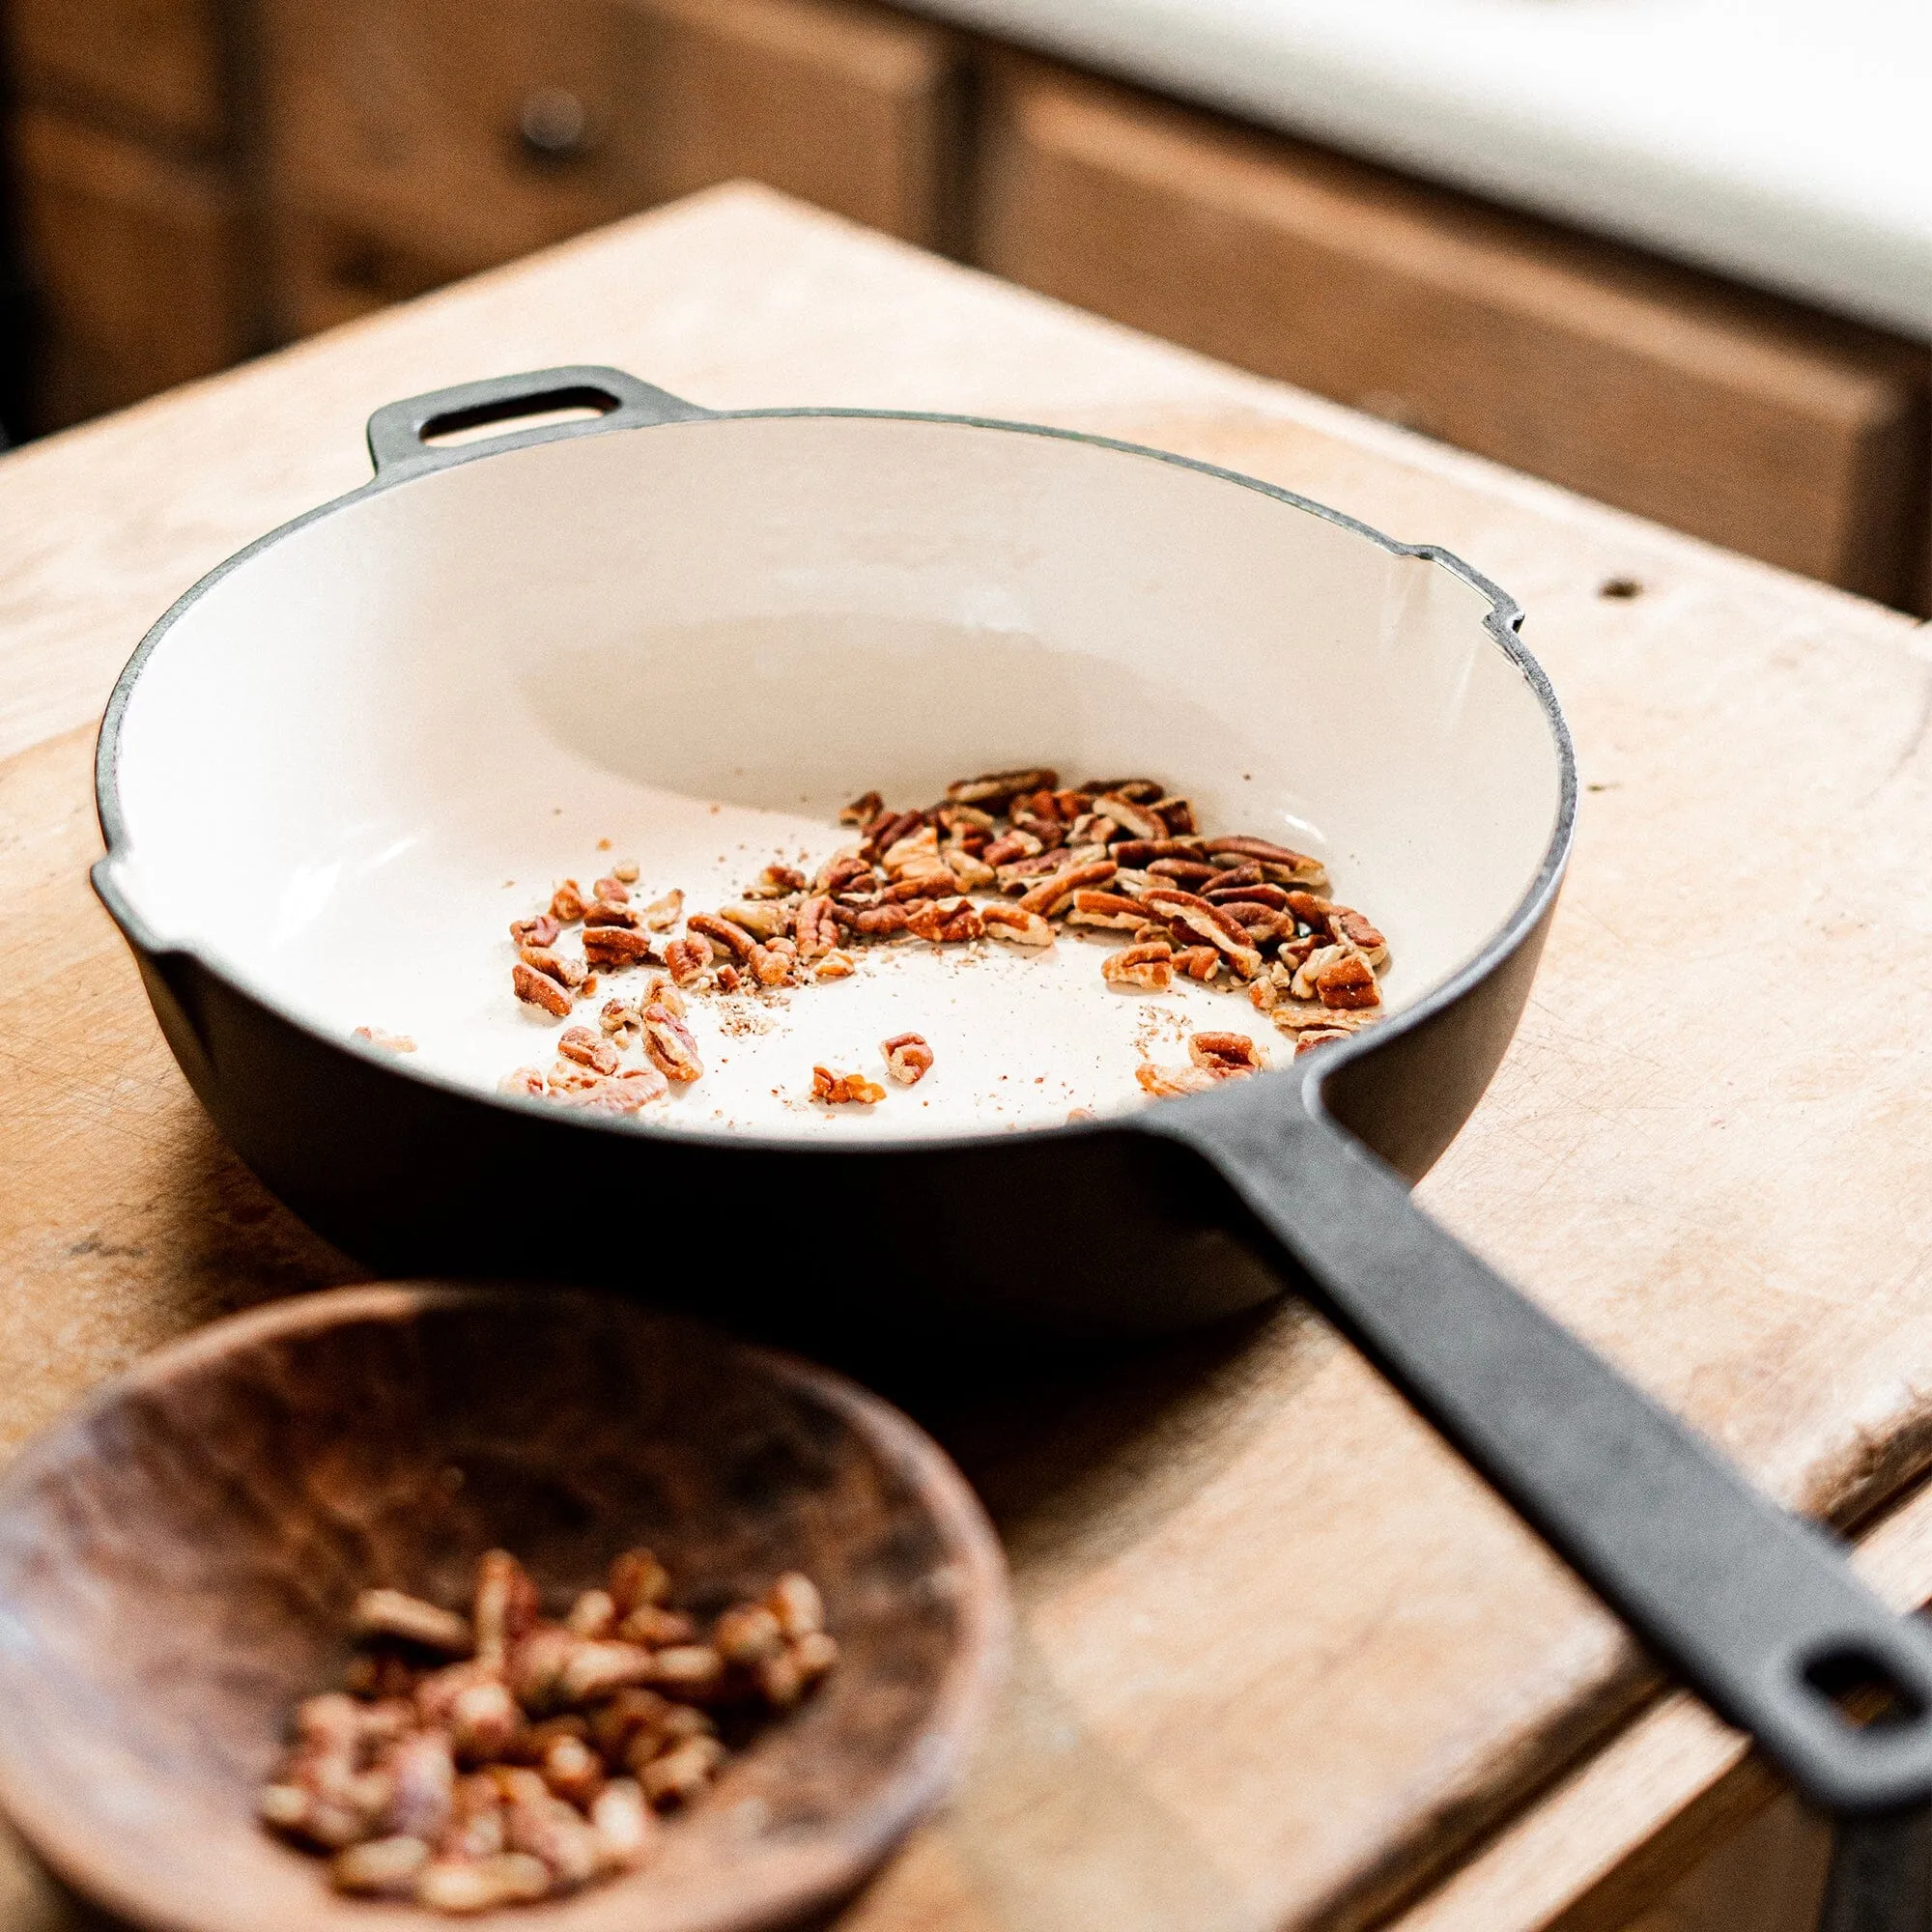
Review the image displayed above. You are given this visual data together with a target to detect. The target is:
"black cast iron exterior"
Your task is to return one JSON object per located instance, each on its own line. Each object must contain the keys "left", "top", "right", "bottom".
{"left": 91, "top": 368, "right": 1932, "bottom": 1829}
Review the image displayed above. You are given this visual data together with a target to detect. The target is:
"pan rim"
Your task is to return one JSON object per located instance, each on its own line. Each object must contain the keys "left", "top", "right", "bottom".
{"left": 91, "top": 404, "right": 1578, "bottom": 1154}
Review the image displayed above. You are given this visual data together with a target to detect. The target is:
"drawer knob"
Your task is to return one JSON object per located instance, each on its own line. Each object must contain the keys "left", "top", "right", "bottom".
{"left": 518, "top": 88, "right": 590, "bottom": 160}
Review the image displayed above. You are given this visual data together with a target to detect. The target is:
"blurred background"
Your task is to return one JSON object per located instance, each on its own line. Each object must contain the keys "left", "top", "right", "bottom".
{"left": 1, "top": 0, "right": 1926, "bottom": 613}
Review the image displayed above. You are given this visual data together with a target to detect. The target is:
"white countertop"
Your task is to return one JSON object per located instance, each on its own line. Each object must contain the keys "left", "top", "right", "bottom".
{"left": 911, "top": 0, "right": 1932, "bottom": 343}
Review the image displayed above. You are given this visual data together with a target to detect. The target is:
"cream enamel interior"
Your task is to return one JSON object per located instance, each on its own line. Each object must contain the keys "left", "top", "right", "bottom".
{"left": 103, "top": 413, "right": 1563, "bottom": 1141}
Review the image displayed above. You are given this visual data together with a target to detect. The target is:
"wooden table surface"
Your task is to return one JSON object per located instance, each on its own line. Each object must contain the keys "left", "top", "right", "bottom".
{"left": 7, "top": 184, "right": 1932, "bottom": 1932}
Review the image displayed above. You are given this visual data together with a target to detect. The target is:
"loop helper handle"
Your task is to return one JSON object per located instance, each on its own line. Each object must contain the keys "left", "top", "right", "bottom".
{"left": 1147, "top": 1073, "right": 1932, "bottom": 1818}
{"left": 365, "top": 365, "right": 713, "bottom": 481}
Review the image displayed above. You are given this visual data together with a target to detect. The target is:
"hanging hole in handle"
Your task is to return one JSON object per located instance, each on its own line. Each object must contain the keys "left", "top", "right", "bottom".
{"left": 1805, "top": 1647, "right": 1931, "bottom": 1733}
{"left": 418, "top": 384, "right": 620, "bottom": 449}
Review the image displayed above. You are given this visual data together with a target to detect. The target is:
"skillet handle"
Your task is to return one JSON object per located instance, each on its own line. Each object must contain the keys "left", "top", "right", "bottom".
{"left": 1145, "top": 1078, "right": 1932, "bottom": 1816}
{"left": 365, "top": 365, "right": 712, "bottom": 480}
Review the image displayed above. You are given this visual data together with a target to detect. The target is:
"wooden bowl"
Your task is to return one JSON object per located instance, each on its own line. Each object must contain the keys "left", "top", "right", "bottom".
{"left": 0, "top": 1285, "right": 1009, "bottom": 1932}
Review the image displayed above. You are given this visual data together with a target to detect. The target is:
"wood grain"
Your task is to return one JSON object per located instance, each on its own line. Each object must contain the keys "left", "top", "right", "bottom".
{"left": 259, "top": 0, "right": 961, "bottom": 339}
{"left": 974, "top": 57, "right": 1932, "bottom": 611}
{"left": 9, "top": 104, "right": 249, "bottom": 432}
{"left": 4, "top": 0, "right": 227, "bottom": 150}
{"left": 5, "top": 184, "right": 1932, "bottom": 1929}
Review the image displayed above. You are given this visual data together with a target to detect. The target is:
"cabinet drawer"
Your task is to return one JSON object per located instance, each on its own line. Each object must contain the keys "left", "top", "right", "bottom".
{"left": 977, "top": 62, "right": 1929, "bottom": 608}
{"left": 261, "top": 0, "right": 961, "bottom": 338}
{"left": 12, "top": 106, "right": 246, "bottom": 430}
{"left": 6, "top": 0, "right": 226, "bottom": 150}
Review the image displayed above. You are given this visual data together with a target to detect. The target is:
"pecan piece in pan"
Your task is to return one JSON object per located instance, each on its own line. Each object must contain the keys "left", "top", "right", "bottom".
{"left": 639, "top": 888, "right": 684, "bottom": 931}
{"left": 557, "top": 1026, "right": 620, "bottom": 1076}
{"left": 1134, "top": 1062, "right": 1218, "bottom": 1098}
{"left": 1188, "top": 1031, "right": 1264, "bottom": 1078}
{"left": 906, "top": 897, "right": 983, "bottom": 944}
{"left": 881, "top": 1033, "right": 934, "bottom": 1085}
{"left": 513, "top": 961, "right": 574, "bottom": 1018}
{"left": 662, "top": 936, "right": 710, "bottom": 986}
{"left": 946, "top": 767, "right": 1058, "bottom": 809}
{"left": 811, "top": 1065, "right": 887, "bottom": 1105}
{"left": 1017, "top": 859, "right": 1116, "bottom": 917}
{"left": 582, "top": 925, "right": 653, "bottom": 968}
{"left": 641, "top": 1003, "right": 703, "bottom": 1083}
{"left": 1065, "top": 891, "right": 1150, "bottom": 931}
{"left": 980, "top": 903, "right": 1054, "bottom": 946}
{"left": 510, "top": 913, "right": 561, "bottom": 950}
{"left": 1101, "top": 942, "right": 1175, "bottom": 991}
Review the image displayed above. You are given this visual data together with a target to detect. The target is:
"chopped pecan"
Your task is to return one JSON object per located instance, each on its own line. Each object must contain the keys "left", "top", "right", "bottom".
{"left": 639, "top": 1734, "right": 726, "bottom": 1807}
{"left": 1134, "top": 1062, "right": 1218, "bottom": 1098}
{"left": 550, "top": 881, "right": 587, "bottom": 924}
{"left": 600, "top": 997, "right": 641, "bottom": 1041}
{"left": 866, "top": 810, "right": 926, "bottom": 862}
{"left": 1068, "top": 812, "right": 1119, "bottom": 846}
{"left": 1092, "top": 793, "right": 1167, "bottom": 841}
{"left": 839, "top": 790, "right": 884, "bottom": 826}
{"left": 1205, "top": 836, "right": 1327, "bottom": 884}
{"left": 906, "top": 897, "right": 983, "bottom": 943}
{"left": 881, "top": 1033, "right": 934, "bottom": 1085}
{"left": 980, "top": 903, "right": 1054, "bottom": 946}
{"left": 1146, "top": 857, "right": 1220, "bottom": 886}
{"left": 883, "top": 869, "right": 960, "bottom": 904}
{"left": 812, "top": 1065, "right": 887, "bottom": 1105}
{"left": 520, "top": 947, "right": 586, "bottom": 989}
{"left": 1140, "top": 889, "right": 1264, "bottom": 977}
{"left": 1188, "top": 1031, "right": 1264, "bottom": 1077}
{"left": 794, "top": 895, "right": 840, "bottom": 958}
{"left": 853, "top": 903, "right": 912, "bottom": 936}
{"left": 509, "top": 913, "right": 561, "bottom": 949}
{"left": 813, "top": 950, "right": 857, "bottom": 980}
{"left": 513, "top": 961, "right": 574, "bottom": 1017}
{"left": 814, "top": 852, "right": 873, "bottom": 897}
{"left": 718, "top": 899, "right": 787, "bottom": 939}
{"left": 1218, "top": 900, "right": 1297, "bottom": 941}
{"left": 1009, "top": 812, "right": 1065, "bottom": 852}
{"left": 1017, "top": 859, "right": 1116, "bottom": 916}
{"left": 880, "top": 824, "right": 942, "bottom": 877}
{"left": 749, "top": 945, "right": 792, "bottom": 988}
{"left": 688, "top": 911, "right": 756, "bottom": 961}
{"left": 1316, "top": 952, "right": 1382, "bottom": 1009}
{"left": 612, "top": 861, "right": 639, "bottom": 884}
{"left": 936, "top": 802, "right": 998, "bottom": 835}
{"left": 982, "top": 829, "right": 1042, "bottom": 868}
{"left": 1171, "top": 945, "right": 1222, "bottom": 980}
{"left": 1154, "top": 797, "right": 1196, "bottom": 836}
{"left": 557, "top": 1026, "right": 620, "bottom": 1076}
{"left": 592, "top": 876, "right": 630, "bottom": 905}
{"left": 1102, "top": 942, "right": 1175, "bottom": 991}
{"left": 945, "top": 845, "right": 997, "bottom": 890}
{"left": 1053, "top": 789, "right": 1095, "bottom": 819}
{"left": 1082, "top": 777, "right": 1163, "bottom": 802}
{"left": 498, "top": 1065, "right": 547, "bottom": 1097}
{"left": 1203, "top": 861, "right": 1264, "bottom": 894}
{"left": 946, "top": 767, "right": 1058, "bottom": 808}
{"left": 581, "top": 925, "right": 653, "bottom": 968}
{"left": 1011, "top": 788, "right": 1063, "bottom": 822}
{"left": 641, "top": 1004, "right": 703, "bottom": 1083}
{"left": 1108, "top": 838, "right": 1207, "bottom": 867}
{"left": 1207, "top": 879, "right": 1291, "bottom": 911}
{"left": 1329, "top": 906, "right": 1388, "bottom": 961}
{"left": 1065, "top": 890, "right": 1149, "bottom": 930}
{"left": 639, "top": 888, "right": 684, "bottom": 931}
{"left": 662, "top": 937, "right": 709, "bottom": 987}
{"left": 1293, "top": 1026, "right": 1353, "bottom": 1055}
{"left": 746, "top": 864, "right": 808, "bottom": 899}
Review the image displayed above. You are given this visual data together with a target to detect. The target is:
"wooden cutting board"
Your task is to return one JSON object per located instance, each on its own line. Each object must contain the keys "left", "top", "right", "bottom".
{"left": 4, "top": 184, "right": 1932, "bottom": 1931}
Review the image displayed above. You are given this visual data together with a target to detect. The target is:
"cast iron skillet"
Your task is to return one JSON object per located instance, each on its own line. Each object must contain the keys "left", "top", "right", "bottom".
{"left": 91, "top": 367, "right": 1932, "bottom": 1837}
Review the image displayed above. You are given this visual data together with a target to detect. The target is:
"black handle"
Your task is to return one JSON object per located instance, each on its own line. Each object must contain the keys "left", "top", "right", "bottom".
{"left": 1144, "top": 1076, "right": 1932, "bottom": 1815}
{"left": 365, "top": 365, "right": 712, "bottom": 481}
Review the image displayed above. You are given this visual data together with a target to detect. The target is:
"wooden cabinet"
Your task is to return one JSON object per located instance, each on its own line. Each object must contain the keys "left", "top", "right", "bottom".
{"left": 975, "top": 59, "right": 1931, "bottom": 609}
{"left": 258, "top": 0, "right": 963, "bottom": 338}
{"left": 9, "top": 106, "right": 247, "bottom": 431}
{"left": 6, "top": 0, "right": 227, "bottom": 149}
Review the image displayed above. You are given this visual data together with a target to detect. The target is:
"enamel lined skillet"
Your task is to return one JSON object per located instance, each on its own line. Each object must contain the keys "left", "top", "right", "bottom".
{"left": 91, "top": 366, "right": 1932, "bottom": 1846}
